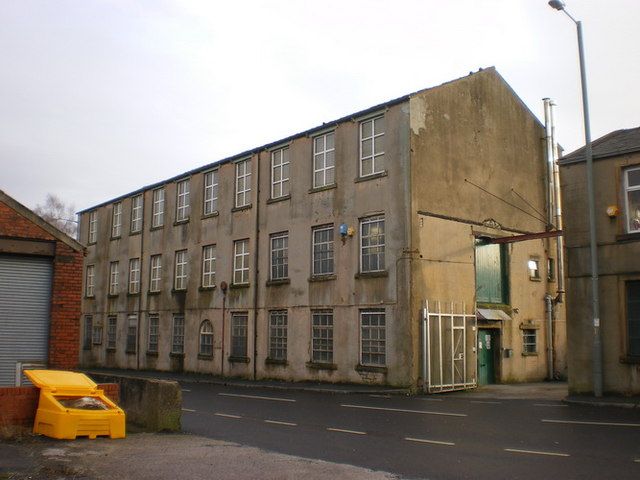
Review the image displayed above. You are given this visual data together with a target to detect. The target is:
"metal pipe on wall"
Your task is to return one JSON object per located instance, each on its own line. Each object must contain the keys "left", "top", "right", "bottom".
{"left": 550, "top": 101, "right": 565, "bottom": 302}
{"left": 544, "top": 294, "right": 554, "bottom": 380}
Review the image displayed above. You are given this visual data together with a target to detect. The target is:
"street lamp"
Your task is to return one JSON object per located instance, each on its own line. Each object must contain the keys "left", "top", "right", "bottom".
{"left": 548, "top": 0, "right": 602, "bottom": 397}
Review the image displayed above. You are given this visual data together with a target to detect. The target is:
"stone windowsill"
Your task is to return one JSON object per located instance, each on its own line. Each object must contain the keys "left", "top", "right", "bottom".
{"left": 355, "top": 270, "right": 389, "bottom": 279}
{"left": 199, "top": 285, "right": 217, "bottom": 292}
{"left": 267, "top": 194, "right": 291, "bottom": 205}
{"left": 306, "top": 361, "right": 337, "bottom": 371}
{"left": 232, "top": 204, "right": 252, "bottom": 213}
{"left": 198, "top": 354, "right": 214, "bottom": 361}
{"left": 308, "top": 184, "right": 337, "bottom": 194}
{"left": 308, "top": 274, "right": 336, "bottom": 282}
{"left": 616, "top": 232, "right": 640, "bottom": 243}
{"left": 147, "top": 290, "right": 161, "bottom": 296}
{"left": 202, "top": 211, "right": 220, "bottom": 219}
{"left": 521, "top": 352, "right": 538, "bottom": 357}
{"left": 266, "top": 278, "right": 290, "bottom": 286}
{"left": 170, "top": 352, "right": 185, "bottom": 358}
{"left": 355, "top": 364, "right": 388, "bottom": 374}
{"left": 354, "top": 171, "right": 388, "bottom": 184}
{"left": 230, "top": 283, "right": 250, "bottom": 290}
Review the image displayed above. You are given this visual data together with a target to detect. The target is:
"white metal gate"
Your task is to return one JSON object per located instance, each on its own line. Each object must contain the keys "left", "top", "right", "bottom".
{"left": 421, "top": 300, "right": 477, "bottom": 393}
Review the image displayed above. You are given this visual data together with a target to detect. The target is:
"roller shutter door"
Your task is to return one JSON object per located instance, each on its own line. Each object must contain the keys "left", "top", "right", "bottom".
{"left": 0, "top": 255, "right": 52, "bottom": 385}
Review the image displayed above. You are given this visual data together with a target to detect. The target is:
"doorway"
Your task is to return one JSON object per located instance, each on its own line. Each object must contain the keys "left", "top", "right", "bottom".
{"left": 477, "top": 329, "right": 498, "bottom": 385}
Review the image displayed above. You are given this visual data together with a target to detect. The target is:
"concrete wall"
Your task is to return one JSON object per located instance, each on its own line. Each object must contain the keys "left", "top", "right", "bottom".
{"left": 561, "top": 151, "right": 640, "bottom": 395}
{"left": 408, "top": 69, "right": 566, "bottom": 384}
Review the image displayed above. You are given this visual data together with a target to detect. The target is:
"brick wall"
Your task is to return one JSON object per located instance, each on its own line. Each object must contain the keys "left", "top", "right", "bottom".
{"left": 0, "top": 384, "right": 120, "bottom": 428}
{"left": 0, "top": 200, "right": 84, "bottom": 370}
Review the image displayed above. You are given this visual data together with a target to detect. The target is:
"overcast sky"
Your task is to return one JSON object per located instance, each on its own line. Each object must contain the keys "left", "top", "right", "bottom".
{"left": 1, "top": 0, "right": 639, "bottom": 212}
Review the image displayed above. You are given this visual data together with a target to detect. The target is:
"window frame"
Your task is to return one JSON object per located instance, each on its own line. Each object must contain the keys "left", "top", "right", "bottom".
{"left": 312, "top": 225, "right": 334, "bottom": 276}
{"left": 360, "top": 215, "right": 386, "bottom": 273}
{"left": 311, "top": 310, "right": 333, "bottom": 364}
{"left": 528, "top": 257, "right": 541, "bottom": 281}
{"left": 623, "top": 166, "right": 640, "bottom": 234}
{"left": 149, "top": 254, "right": 162, "bottom": 292}
{"left": 92, "top": 321, "right": 103, "bottom": 345}
{"left": 231, "top": 312, "right": 248, "bottom": 358}
{"left": 203, "top": 170, "right": 219, "bottom": 216}
{"left": 268, "top": 310, "right": 288, "bottom": 361}
{"left": 107, "top": 316, "right": 117, "bottom": 350}
{"left": 126, "top": 314, "right": 138, "bottom": 354}
{"left": 312, "top": 131, "right": 335, "bottom": 189}
{"left": 88, "top": 210, "right": 97, "bottom": 244}
{"left": 171, "top": 314, "right": 185, "bottom": 354}
{"left": 547, "top": 258, "right": 556, "bottom": 283}
{"left": 202, "top": 244, "right": 216, "bottom": 288}
{"left": 174, "top": 249, "right": 188, "bottom": 291}
{"left": 233, "top": 239, "right": 250, "bottom": 285}
{"left": 269, "top": 232, "right": 289, "bottom": 281}
{"left": 85, "top": 264, "right": 95, "bottom": 297}
{"left": 109, "top": 261, "right": 119, "bottom": 296}
{"left": 147, "top": 313, "right": 159, "bottom": 353}
{"left": 130, "top": 194, "right": 143, "bottom": 233}
{"left": 359, "top": 115, "right": 385, "bottom": 178}
{"left": 83, "top": 315, "right": 93, "bottom": 350}
{"left": 111, "top": 202, "right": 122, "bottom": 238}
{"left": 360, "top": 310, "right": 386, "bottom": 366}
{"left": 270, "top": 147, "right": 290, "bottom": 199}
{"left": 235, "top": 159, "right": 252, "bottom": 208}
{"left": 175, "top": 178, "right": 190, "bottom": 223}
{"left": 199, "top": 320, "right": 214, "bottom": 357}
{"left": 152, "top": 187, "right": 165, "bottom": 228}
{"left": 522, "top": 328, "right": 537, "bottom": 354}
{"left": 128, "top": 257, "right": 141, "bottom": 294}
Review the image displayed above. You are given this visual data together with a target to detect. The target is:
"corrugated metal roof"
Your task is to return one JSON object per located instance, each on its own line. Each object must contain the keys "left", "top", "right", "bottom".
{"left": 558, "top": 126, "right": 640, "bottom": 166}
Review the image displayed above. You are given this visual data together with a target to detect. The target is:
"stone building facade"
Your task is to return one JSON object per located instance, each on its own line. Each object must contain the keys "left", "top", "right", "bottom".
{"left": 79, "top": 68, "right": 565, "bottom": 388}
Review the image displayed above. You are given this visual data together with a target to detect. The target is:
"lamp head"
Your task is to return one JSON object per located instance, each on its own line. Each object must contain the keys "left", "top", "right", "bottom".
{"left": 548, "top": 0, "right": 566, "bottom": 10}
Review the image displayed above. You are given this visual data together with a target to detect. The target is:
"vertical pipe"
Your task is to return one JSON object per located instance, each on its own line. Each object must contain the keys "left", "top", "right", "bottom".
{"left": 550, "top": 102, "right": 566, "bottom": 302}
{"left": 543, "top": 99, "right": 555, "bottom": 228}
{"left": 252, "top": 152, "right": 261, "bottom": 381}
{"left": 463, "top": 302, "right": 467, "bottom": 387}
{"left": 450, "top": 302, "right": 454, "bottom": 387}
{"left": 136, "top": 193, "right": 145, "bottom": 371}
{"left": 438, "top": 301, "right": 443, "bottom": 389}
{"left": 221, "top": 293, "right": 226, "bottom": 377}
{"left": 545, "top": 294, "right": 554, "bottom": 380}
{"left": 422, "top": 302, "right": 428, "bottom": 393}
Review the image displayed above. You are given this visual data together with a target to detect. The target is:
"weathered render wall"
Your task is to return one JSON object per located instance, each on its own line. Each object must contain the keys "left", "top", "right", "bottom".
{"left": 561, "top": 151, "right": 640, "bottom": 395}
{"left": 408, "top": 69, "right": 566, "bottom": 384}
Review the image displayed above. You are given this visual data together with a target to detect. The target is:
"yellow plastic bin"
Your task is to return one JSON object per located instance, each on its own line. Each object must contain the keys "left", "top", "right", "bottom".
{"left": 25, "top": 370, "right": 125, "bottom": 440}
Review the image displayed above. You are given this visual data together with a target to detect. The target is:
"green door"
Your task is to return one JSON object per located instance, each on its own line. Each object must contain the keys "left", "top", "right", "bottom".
{"left": 478, "top": 329, "right": 496, "bottom": 385}
{"left": 475, "top": 243, "right": 509, "bottom": 304}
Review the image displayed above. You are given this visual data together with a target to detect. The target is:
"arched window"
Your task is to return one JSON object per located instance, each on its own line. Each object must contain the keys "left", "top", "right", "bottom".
{"left": 199, "top": 320, "right": 214, "bottom": 357}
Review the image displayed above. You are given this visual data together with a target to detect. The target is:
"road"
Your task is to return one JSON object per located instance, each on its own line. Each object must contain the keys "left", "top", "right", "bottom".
{"left": 180, "top": 383, "right": 640, "bottom": 480}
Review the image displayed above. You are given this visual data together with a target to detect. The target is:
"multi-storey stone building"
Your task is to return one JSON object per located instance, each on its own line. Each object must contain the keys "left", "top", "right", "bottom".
{"left": 79, "top": 68, "right": 566, "bottom": 388}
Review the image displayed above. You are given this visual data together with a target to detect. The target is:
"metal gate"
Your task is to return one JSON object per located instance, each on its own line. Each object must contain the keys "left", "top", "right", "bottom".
{"left": 421, "top": 300, "right": 477, "bottom": 393}
{"left": 0, "top": 255, "right": 53, "bottom": 385}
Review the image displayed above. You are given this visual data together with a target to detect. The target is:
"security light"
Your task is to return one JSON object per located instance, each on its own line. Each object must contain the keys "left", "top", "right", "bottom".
{"left": 548, "top": 0, "right": 565, "bottom": 10}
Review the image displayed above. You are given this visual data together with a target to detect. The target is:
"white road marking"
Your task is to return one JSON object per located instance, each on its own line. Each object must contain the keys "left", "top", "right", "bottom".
{"left": 542, "top": 419, "right": 640, "bottom": 427}
{"left": 417, "top": 398, "right": 444, "bottom": 402}
{"left": 341, "top": 404, "right": 466, "bottom": 417}
{"left": 533, "top": 403, "right": 568, "bottom": 408}
{"left": 181, "top": 408, "right": 196, "bottom": 413}
{"left": 505, "top": 448, "right": 569, "bottom": 457}
{"left": 264, "top": 420, "right": 297, "bottom": 426}
{"left": 219, "top": 393, "right": 296, "bottom": 403}
{"left": 214, "top": 413, "right": 242, "bottom": 419}
{"left": 327, "top": 427, "right": 367, "bottom": 435}
{"left": 369, "top": 394, "right": 391, "bottom": 398}
{"left": 634, "top": 459, "right": 640, "bottom": 463}
{"left": 405, "top": 437, "right": 455, "bottom": 446}
{"left": 181, "top": 389, "right": 191, "bottom": 392}
{"left": 470, "top": 400, "right": 502, "bottom": 405}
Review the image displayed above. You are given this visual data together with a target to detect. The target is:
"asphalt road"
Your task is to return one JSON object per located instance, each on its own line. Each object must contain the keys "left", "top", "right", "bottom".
{"left": 180, "top": 383, "right": 640, "bottom": 480}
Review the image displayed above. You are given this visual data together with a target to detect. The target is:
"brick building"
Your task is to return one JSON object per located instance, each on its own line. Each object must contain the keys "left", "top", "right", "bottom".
{"left": 78, "top": 68, "right": 566, "bottom": 389}
{"left": 0, "top": 190, "right": 84, "bottom": 385}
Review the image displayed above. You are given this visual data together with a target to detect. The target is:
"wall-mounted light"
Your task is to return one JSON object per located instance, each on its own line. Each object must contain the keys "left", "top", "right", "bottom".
{"left": 606, "top": 205, "right": 619, "bottom": 218}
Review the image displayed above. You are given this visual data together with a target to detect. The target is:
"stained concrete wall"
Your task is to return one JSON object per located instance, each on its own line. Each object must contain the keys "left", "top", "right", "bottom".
{"left": 561, "top": 151, "right": 640, "bottom": 395}
{"left": 408, "top": 69, "right": 566, "bottom": 384}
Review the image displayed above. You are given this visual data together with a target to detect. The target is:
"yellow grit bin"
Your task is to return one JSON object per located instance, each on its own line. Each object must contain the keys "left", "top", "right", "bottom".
{"left": 24, "top": 370, "right": 125, "bottom": 440}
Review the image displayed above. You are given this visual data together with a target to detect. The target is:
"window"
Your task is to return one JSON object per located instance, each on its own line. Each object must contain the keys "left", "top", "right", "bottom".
{"left": 360, "top": 216, "right": 385, "bottom": 273}
{"left": 176, "top": 178, "right": 190, "bottom": 222}
{"left": 528, "top": 258, "right": 540, "bottom": 280}
{"left": 312, "top": 225, "right": 334, "bottom": 276}
{"left": 271, "top": 147, "right": 290, "bottom": 199}
{"left": 475, "top": 242, "right": 509, "bottom": 304}
{"left": 231, "top": 313, "right": 248, "bottom": 358}
{"left": 107, "top": 316, "right": 117, "bottom": 350}
{"left": 128, "top": 258, "right": 140, "bottom": 294}
{"left": 269, "top": 311, "right": 287, "bottom": 361}
{"left": 92, "top": 322, "right": 102, "bottom": 345}
{"left": 624, "top": 166, "right": 640, "bottom": 234}
{"left": 88, "top": 210, "right": 97, "bottom": 244}
{"left": 235, "top": 159, "right": 251, "bottom": 208}
{"left": 148, "top": 314, "right": 159, "bottom": 353}
{"left": 203, "top": 170, "right": 219, "bottom": 215}
{"left": 626, "top": 281, "right": 640, "bottom": 357}
{"left": 359, "top": 116, "right": 385, "bottom": 177}
{"left": 313, "top": 132, "right": 335, "bottom": 188}
{"left": 201, "top": 245, "right": 216, "bottom": 288}
{"left": 83, "top": 315, "right": 93, "bottom": 349}
{"left": 126, "top": 315, "right": 138, "bottom": 353}
{"left": 199, "top": 320, "right": 214, "bottom": 357}
{"left": 150, "top": 255, "right": 162, "bottom": 292}
{"left": 85, "top": 265, "right": 95, "bottom": 297}
{"left": 174, "top": 250, "right": 188, "bottom": 290}
{"left": 131, "top": 194, "right": 143, "bottom": 233}
{"left": 172, "top": 314, "right": 185, "bottom": 354}
{"left": 547, "top": 258, "right": 556, "bottom": 283}
{"left": 152, "top": 188, "right": 165, "bottom": 228}
{"left": 311, "top": 310, "right": 333, "bottom": 363}
{"left": 233, "top": 239, "right": 249, "bottom": 285}
{"left": 111, "top": 202, "right": 122, "bottom": 238}
{"left": 522, "top": 329, "right": 537, "bottom": 354}
{"left": 361, "top": 310, "right": 386, "bottom": 366}
{"left": 270, "top": 232, "right": 288, "bottom": 280}
{"left": 109, "top": 261, "right": 119, "bottom": 295}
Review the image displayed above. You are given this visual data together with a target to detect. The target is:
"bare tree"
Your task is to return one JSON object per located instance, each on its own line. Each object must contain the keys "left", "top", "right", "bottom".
{"left": 34, "top": 193, "right": 77, "bottom": 238}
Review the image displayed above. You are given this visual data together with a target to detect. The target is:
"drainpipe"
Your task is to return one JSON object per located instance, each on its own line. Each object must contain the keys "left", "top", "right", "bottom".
{"left": 136, "top": 196, "right": 145, "bottom": 371}
{"left": 252, "top": 152, "right": 261, "bottom": 380}
{"left": 543, "top": 99, "right": 555, "bottom": 230}
{"left": 220, "top": 282, "right": 227, "bottom": 377}
{"left": 421, "top": 302, "right": 429, "bottom": 393}
{"left": 544, "top": 294, "right": 554, "bottom": 380}
{"left": 550, "top": 102, "right": 565, "bottom": 303}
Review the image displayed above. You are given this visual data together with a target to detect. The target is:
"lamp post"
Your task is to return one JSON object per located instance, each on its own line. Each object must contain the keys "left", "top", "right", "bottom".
{"left": 548, "top": 0, "right": 602, "bottom": 397}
